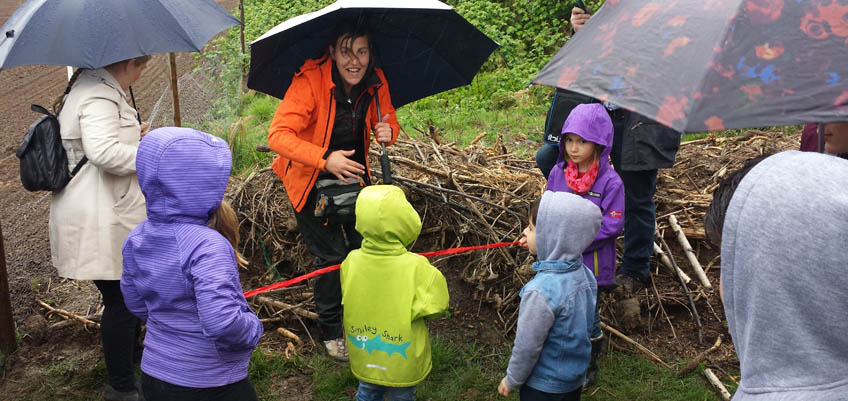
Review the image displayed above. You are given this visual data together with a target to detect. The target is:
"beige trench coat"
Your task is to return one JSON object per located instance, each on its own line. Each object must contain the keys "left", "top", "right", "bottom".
{"left": 49, "top": 68, "right": 147, "bottom": 280}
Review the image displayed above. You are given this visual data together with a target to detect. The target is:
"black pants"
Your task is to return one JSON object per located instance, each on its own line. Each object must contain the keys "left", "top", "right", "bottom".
{"left": 520, "top": 385, "right": 581, "bottom": 401}
{"left": 93, "top": 280, "right": 141, "bottom": 392}
{"left": 141, "top": 373, "right": 258, "bottom": 401}
{"left": 294, "top": 190, "right": 363, "bottom": 341}
{"left": 609, "top": 115, "right": 658, "bottom": 281}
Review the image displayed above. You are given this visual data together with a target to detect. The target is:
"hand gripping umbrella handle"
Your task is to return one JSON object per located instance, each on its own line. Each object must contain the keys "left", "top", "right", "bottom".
{"left": 375, "top": 92, "right": 392, "bottom": 185}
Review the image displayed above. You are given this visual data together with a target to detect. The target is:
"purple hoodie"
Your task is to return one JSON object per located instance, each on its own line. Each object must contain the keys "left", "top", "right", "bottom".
{"left": 546, "top": 104, "right": 625, "bottom": 286}
{"left": 121, "top": 127, "right": 263, "bottom": 388}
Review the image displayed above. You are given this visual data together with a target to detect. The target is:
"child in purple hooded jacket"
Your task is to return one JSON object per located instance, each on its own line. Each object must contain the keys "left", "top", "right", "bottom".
{"left": 121, "top": 127, "right": 263, "bottom": 401}
{"left": 545, "top": 103, "right": 624, "bottom": 387}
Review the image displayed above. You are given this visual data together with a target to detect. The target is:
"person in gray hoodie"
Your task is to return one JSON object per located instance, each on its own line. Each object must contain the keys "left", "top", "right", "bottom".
{"left": 498, "top": 191, "right": 602, "bottom": 400}
{"left": 717, "top": 150, "right": 848, "bottom": 400}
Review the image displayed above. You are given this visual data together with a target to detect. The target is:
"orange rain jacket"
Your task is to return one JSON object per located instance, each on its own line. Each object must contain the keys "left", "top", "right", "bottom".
{"left": 268, "top": 56, "right": 400, "bottom": 212}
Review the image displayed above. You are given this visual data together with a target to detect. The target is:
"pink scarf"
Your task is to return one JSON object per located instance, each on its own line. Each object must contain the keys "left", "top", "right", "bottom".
{"left": 565, "top": 160, "right": 599, "bottom": 194}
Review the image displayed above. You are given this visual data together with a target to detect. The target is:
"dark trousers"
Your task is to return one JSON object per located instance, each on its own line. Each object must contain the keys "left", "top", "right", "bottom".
{"left": 141, "top": 373, "right": 258, "bottom": 401}
{"left": 609, "top": 115, "right": 657, "bottom": 282}
{"left": 93, "top": 280, "right": 141, "bottom": 392}
{"left": 294, "top": 190, "right": 363, "bottom": 341}
{"left": 520, "top": 385, "right": 582, "bottom": 401}
{"left": 535, "top": 143, "right": 560, "bottom": 179}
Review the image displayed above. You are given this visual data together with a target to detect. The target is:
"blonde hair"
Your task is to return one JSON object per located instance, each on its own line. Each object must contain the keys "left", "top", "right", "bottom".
{"left": 208, "top": 200, "right": 249, "bottom": 268}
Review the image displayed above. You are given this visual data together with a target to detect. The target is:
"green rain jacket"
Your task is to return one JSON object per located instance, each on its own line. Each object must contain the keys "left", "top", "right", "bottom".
{"left": 340, "top": 185, "right": 450, "bottom": 387}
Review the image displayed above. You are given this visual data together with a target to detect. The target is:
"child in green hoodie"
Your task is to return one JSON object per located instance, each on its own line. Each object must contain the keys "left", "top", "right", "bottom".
{"left": 340, "top": 185, "right": 450, "bottom": 401}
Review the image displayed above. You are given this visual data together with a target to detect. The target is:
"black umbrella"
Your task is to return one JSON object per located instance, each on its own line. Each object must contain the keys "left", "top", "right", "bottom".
{"left": 247, "top": 0, "right": 498, "bottom": 183}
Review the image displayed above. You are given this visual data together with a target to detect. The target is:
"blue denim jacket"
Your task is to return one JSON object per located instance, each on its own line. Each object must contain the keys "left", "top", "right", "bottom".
{"left": 505, "top": 259, "right": 597, "bottom": 394}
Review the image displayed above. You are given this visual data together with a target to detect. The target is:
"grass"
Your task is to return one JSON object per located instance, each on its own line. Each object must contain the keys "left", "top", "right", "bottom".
{"left": 242, "top": 335, "right": 737, "bottom": 401}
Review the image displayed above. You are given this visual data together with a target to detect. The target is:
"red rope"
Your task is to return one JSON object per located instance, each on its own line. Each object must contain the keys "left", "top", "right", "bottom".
{"left": 243, "top": 241, "right": 519, "bottom": 298}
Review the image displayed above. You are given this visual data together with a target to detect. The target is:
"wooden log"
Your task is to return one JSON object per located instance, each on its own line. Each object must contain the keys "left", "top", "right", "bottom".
{"left": 600, "top": 322, "right": 672, "bottom": 369}
{"left": 704, "top": 368, "right": 732, "bottom": 401}
{"left": 253, "top": 296, "right": 317, "bottom": 320}
{"left": 653, "top": 242, "right": 691, "bottom": 284}
{"left": 677, "top": 335, "right": 723, "bottom": 377}
{"left": 37, "top": 300, "right": 100, "bottom": 329}
{"left": 669, "top": 215, "right": 712, "bottom": 289}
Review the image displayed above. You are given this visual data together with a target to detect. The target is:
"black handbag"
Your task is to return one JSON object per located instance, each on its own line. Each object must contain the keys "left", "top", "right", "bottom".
{"left": 312, "top": 177, "right": 366, "bottom": 223}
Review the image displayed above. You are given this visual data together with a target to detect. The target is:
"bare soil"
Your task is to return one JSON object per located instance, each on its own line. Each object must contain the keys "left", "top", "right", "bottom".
{"left": 0, "top": 0, "right": 240, "bottom": 398}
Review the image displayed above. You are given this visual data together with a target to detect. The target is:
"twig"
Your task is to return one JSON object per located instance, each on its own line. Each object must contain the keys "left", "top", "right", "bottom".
{"left": 678, "top": 336, "right": 723, "bottom": 377}
{"left": 600, "top": 322, "right": 673, "bottom": 369}
{"left": 253, "top": 296, "right": 317, "bottom": 320}
{"left": 704, "top": 368, "right": 732, "bottom": 401}
{"left": 48, "top": 313, "right": 102, "bottom": 330}
{"left": 276, "top": 327, "right": 302, "bottom": 344}
{"left": 650, "top": 275, "right": 677, "bottom": 341}
{"left": 657, "top": 232, "right": 704, "bottom": 345}
{"left": 653, "top": 242, "right": 691, "bottom": 283}
{"left": 37, "top": 300, "right": 100, "bottom": 329}
{"left": 669, "top": 215, "right": 712, "bottom": 290}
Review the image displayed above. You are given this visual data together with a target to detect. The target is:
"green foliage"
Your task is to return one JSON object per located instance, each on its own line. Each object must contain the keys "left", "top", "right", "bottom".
{"left": 200, "top": 0, "right": 615, "bottom": 153}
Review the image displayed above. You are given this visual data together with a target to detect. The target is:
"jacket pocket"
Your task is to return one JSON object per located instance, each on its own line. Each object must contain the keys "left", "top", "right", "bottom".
{"left": 111, "top": 176, "right": 146, "bottom": 228}
{"left": 627, "top": 115, "right": 681, "bottom": 170}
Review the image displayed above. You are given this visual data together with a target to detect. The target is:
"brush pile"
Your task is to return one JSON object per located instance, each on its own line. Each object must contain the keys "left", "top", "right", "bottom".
{"left": 230, "top": 128, "right": 801, "bottom": 342}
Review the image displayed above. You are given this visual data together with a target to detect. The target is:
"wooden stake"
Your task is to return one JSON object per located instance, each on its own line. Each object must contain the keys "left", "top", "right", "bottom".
{"left": 600, "top": 322, "right": 672, "bottom": 369}
{"left": 37, "top": 300, "right": 100, "bottom": 329}
{"left": 677, "top": 335, "right": 723, "bottom": 377}
{"left": 0, "top": 220, "right": 17, "bottom": 354}
{"left": 653, "top": 242, "right": 691, "bottom": 283}
{"left": 168, "top": 52, "right": 181, "bottom": 127}
{"left": 669, "top": 215, "right": 711, "bottom": 289}
{"left": 704, "top": 368, "right": 732, "bottom": 400}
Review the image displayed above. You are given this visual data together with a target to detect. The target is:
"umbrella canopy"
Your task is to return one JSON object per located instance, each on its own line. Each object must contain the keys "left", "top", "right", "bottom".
{"left": 247, "top": 0, "right": 498, "bottom": 108}
{"left": 533, "top": 0, "right": 848, "bottom": 132}
{"left": 0, "top": 0, "right": 240, "bottom": 70}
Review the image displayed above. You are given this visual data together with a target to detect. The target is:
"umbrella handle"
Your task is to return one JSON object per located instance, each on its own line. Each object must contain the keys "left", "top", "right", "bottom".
{"left": 375, "top": 92, "right": 392, "bottom": 184}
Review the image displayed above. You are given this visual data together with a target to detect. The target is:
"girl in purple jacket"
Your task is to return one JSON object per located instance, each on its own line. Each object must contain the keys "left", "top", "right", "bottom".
{"left": 545, "top": 103, "right": 625, "bottom": 388}
{"left": 121, "top": 127, "right": 263, "bottom": 401}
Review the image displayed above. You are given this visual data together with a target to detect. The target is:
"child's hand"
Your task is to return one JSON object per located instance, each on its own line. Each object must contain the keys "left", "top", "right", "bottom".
{"left": 498, "top": 377, "right": 512, "bottom": 396}
{"left": 518, "top": 234, "right": 528, "bottom": 248}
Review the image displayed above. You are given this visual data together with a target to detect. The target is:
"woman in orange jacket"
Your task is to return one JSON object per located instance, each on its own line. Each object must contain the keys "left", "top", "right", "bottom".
{"left": 267, "top": 19, "right": 400, "bottom": 361}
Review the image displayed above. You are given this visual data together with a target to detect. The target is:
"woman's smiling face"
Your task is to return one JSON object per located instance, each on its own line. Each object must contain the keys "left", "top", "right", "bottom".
{"left": 330, "top": 35, "right": 370, "bottom": 94}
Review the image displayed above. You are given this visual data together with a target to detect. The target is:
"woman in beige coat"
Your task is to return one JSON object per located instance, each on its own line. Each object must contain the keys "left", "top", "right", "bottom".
{"left": 49, "top": 55, "right": 150, "bottom": 401}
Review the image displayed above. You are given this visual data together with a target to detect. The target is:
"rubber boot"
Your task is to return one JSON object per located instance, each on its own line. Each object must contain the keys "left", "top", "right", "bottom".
{"left": 583, "top": 335, "right": 604, "bottom": 388}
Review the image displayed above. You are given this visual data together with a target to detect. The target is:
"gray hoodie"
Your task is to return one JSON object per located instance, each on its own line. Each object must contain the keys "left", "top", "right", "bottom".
{"left": 506, "top": 191, "right": 602, "bottom": 393}
{"left": 721, "top": 150, "right": 848, "bottom": 400}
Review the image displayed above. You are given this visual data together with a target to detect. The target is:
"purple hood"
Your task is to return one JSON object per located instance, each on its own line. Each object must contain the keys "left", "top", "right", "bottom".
{"left": 547, "top": 104, "right": 625, "bottom": 286}
{"left": 555, "top": 103, "right": 614, "bottom": 171}
{"left": 121, "top": 127, "right": 262, "bottom": 388}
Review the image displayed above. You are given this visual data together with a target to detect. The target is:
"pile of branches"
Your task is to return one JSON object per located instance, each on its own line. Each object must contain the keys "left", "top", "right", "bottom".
{"left": 229, "top": 128, "right": 801, "bottom": 345}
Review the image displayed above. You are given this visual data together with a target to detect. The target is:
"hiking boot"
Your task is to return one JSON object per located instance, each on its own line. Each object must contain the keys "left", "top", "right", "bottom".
{"left": 324, "top": 337, "right": 349, "bottom": 362}
{"left": 583, "top": 335, "right": 605, "bottom": 388}
{"left": 614, "top": 273, "right": 649, "bottom": 295}
{"left": 104, "top": 384, "right": 140, "bottom": 401}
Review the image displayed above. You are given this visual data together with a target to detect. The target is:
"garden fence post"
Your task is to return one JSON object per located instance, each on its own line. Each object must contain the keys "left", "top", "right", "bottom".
{"left": 0, "top": 219, "right": 17, "bottom": 355}
{"left": 169, "top": 52, "right": 182, "bottom": 127}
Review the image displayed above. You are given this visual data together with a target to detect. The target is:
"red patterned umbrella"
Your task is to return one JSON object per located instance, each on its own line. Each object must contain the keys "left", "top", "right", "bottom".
{"left": 533, "top": 0, "right": 848, "bottom": 132}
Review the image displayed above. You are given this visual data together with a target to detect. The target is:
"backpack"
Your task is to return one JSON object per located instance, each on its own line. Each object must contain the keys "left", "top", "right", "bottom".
{"left": 16, "top": 82, "right": 87, "bottom": 192}
{"left": 543, "top": 88, "right": 594, "bottom": 145}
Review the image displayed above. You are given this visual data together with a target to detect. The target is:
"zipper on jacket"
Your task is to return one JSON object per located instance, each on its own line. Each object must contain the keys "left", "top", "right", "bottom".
{"left": 353, "top": 83, "right": 382, "bottom": 141}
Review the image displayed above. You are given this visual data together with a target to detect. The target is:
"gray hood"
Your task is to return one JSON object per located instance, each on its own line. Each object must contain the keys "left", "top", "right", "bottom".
{"left": 536, "top": 191, "right": 602, "bottom": 263}
{"left": 721, "top": 150, "right": 848, "bottom": 400}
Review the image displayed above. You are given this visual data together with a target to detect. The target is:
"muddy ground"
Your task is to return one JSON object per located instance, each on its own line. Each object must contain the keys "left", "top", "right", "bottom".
{"left": 1, "top": 0, "right": 745, "bottom": 399}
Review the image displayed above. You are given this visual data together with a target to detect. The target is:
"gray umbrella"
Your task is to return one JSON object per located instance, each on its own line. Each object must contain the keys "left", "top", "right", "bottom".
{"left": 0, "top": 0, "right": 240, "bottom": 70}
